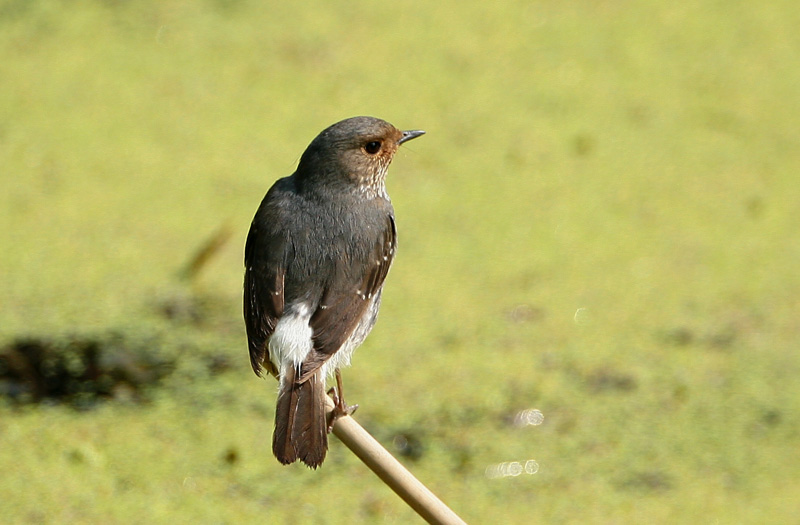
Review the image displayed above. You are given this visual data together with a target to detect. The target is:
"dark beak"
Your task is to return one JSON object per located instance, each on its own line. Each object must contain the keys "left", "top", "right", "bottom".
{"left": 398, "top": 129, "right": 425, "bottom": 145}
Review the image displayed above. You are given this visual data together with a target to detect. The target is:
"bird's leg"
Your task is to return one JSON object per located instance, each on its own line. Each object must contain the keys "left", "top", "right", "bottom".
{"left": 327, "top": 368, "right": 358, "bottom": 432}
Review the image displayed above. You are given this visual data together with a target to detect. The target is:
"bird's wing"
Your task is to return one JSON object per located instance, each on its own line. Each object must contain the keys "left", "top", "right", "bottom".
{"left": 243, "top": 218, "right": 286, "bottom": 377}
{"left": 299, "top": 214, "right": 397, "bottom": 381}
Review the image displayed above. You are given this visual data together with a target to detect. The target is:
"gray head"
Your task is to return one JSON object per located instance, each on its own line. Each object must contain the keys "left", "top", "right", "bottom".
{"left": 296, "top": 116, "right": 424, "bottom": 198}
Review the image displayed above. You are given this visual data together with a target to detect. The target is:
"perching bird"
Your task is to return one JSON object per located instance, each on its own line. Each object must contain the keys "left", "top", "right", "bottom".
{"left": 243, "top": 116, "right": 424, "bottom": 468}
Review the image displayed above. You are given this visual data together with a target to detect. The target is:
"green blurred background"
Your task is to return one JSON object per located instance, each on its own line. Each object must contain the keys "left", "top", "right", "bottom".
{"left": 2, "top": 0, "right": 799, "bottom": 523}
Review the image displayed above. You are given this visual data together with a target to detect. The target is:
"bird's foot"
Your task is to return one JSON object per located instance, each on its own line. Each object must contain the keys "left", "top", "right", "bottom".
{"left": 326, "top": 370, "right": 358, "bottom": 433}
{"left": 326, "top": 387, "right": 358, "bottom": 432}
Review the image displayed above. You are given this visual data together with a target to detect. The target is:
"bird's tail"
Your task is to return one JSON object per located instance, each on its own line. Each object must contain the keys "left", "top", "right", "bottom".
{"left": 273, "top": 366, "right": 328, "bottom": 468}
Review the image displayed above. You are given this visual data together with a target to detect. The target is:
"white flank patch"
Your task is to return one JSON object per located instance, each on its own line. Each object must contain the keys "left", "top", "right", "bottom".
{"left": 319, "top": 343, "right": 353, "bottom": 381}
{"left": 268, "top": 303, "right": 313, "bottom": 386}
{"left": 318, "top": 294, "right": 379, "bottom": 380}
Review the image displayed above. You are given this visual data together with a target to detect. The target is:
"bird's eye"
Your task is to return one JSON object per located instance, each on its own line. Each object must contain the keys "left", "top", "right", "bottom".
{"left": 364, "top": 141, "right": 382, "bottom": 154}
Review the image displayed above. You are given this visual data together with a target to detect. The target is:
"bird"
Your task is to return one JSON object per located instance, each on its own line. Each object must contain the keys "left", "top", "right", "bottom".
{"left": 243, "top": 116, "right": 424, "bottom": 468}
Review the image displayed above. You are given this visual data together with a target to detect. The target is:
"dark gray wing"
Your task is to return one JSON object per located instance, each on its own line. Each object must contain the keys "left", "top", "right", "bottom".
{"left": 298, "top": 213, "right": 396, "bottom": 381}
{"left": 243, "top": 201, "right": 287, "bottom": 377}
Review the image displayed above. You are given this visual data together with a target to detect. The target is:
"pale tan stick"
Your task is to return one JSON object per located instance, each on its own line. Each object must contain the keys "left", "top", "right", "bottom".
{"left": 325, "top": 396, "right": 467, "bottom": 525}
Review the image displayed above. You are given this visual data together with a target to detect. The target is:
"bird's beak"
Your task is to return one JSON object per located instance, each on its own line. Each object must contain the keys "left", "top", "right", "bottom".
{"left": 398, "top": 129, "right": 425, "bottom": 145}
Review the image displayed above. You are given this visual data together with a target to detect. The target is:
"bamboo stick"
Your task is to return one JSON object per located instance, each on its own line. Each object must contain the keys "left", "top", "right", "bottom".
{"left": 326, "top": 396, "right": 467, "bottom": 525}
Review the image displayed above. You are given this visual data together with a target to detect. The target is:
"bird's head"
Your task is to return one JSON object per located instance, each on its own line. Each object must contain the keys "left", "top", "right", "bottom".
{"left": 296, "top": 116, "right": 424, "bottom": 199}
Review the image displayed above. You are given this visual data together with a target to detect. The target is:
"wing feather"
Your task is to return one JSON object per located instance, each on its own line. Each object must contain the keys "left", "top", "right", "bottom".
{"left": 243, "top": 217, "right": 286, "bottom": 377}
{"left": 298, "top": 214, "right": 396, "bottom": 381}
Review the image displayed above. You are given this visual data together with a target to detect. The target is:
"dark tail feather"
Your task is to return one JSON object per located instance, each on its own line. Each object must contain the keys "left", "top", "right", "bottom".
{"left": 273, "top": 367, "right": 328, "bottom": 468}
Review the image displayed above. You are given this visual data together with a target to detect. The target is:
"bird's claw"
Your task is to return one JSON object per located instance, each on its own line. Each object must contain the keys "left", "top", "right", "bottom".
{"left": 328, "top": 369, "right": 358, "bottom": 434}
{"left": 326, "top": 382, "right": 358, "bottom": 433}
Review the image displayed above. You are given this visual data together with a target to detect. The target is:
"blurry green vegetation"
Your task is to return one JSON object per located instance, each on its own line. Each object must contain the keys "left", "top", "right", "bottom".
{"left": 2, "top": 0, "right": 800, "bottom": 522}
